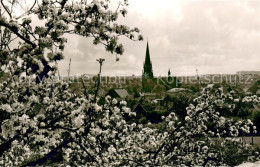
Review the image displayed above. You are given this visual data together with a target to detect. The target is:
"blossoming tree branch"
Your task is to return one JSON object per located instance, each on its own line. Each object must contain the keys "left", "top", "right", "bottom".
{"left": 0, "top": 0, "right": 143, "bottom": 81}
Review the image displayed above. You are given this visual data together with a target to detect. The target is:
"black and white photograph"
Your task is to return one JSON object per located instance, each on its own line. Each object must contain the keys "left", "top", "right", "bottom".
{"left": 0, "top": 0, "right": 260, "bottom": 166}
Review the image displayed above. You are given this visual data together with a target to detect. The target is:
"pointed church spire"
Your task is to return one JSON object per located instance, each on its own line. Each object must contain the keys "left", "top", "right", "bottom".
{"left": 142, "top": 40, "right": 153, "bottom": 79}
{"left": 145, "top": 41, "right": 151, "bottom": 64}
{"left": 168, "top": 68, "right": 171, "bottom": 76}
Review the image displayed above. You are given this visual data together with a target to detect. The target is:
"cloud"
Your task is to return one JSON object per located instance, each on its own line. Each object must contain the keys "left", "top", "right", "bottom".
{"left": 58, "top": 0, "right": 260, "bottom": 76}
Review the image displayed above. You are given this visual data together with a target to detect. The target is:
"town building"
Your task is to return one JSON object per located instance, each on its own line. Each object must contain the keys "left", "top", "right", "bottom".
{"left": 142, "top": 41, "right": 154, "bottom": 79}
{"left": 106, "top": 88, "right": 129, "bottom": 100}
{"left": 141, "top": 41, "right": 180, "bottom": 93}
{"left": 237, "top": 71, "right": 260, "bottom": 76}
{"left": 142, "top": 41, "right": 156, "bottom": 92}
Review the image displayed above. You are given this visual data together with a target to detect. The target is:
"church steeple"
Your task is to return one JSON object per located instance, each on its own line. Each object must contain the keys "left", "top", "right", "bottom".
{"left": 142, "top": 41, "right": 153, "bottom": 79}
{"left": 168, "top": 68, "right": 172, "bottom": 82}
{"left": 145, "top": 42, "right": 151, "bottom": 64}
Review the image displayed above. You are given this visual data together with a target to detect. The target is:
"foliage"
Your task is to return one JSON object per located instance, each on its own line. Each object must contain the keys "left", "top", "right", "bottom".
{"left": 133, "top": 87, "right": 140, "bottom": 98}
{"left": 146, "top": 110, "right": 165, "bottom": 124}
{"left": 248, "top": 80, "right": 260, "bottom": 94}
{"left": 170, "top": 94, "right": 193, "bottom": 121}
{"left": 252, "top": 112, "right": 260, "bottom": 135}
{"left": 0, "top": 0, "right": 142, "bottom": 81}
{"left": 0, "top": 81, "right": 259, "bottom": 166}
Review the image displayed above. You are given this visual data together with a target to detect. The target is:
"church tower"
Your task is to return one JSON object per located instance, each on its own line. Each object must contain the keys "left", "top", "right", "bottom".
{"left": 142, "top": 41, "right": 154, "bottom": 79}
{"left": 168, "top": 68, "right": 172, "bottom": 82}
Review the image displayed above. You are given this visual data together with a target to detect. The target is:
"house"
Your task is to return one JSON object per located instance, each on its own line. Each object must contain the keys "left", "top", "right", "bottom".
{"left": 166, "top": 88, "right": 191, "bottom": 97}
{"left": 237, "top": 71, "right": 260, "bottom": 76}
{"left": 140, "top": 92, "right": 157, "bottom": 99}
{"left": 106, "top": 88, "right": 129, "bottom": 100}
{"left": 132, "top": 103, "right": 147, "bottom": 117}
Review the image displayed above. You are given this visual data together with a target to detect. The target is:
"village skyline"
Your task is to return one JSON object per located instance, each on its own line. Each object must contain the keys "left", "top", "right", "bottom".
{"left": 54, "top": 0, "right": 260, "bottom": 76}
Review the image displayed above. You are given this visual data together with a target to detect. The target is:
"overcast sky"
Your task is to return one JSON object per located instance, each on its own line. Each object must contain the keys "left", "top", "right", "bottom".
{"left": 58, "top": 0, "right": 260, "bottom": 76}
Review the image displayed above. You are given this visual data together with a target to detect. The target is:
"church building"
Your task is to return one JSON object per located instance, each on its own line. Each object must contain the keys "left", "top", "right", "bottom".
{"left": 142, "top": 41, "right": 155, "bottom": 92}
{"left": 141, "top": 41, "right": 180, "bottom": 93}
{"left": 142, "top": 41, "right": 154, "bottom": 79}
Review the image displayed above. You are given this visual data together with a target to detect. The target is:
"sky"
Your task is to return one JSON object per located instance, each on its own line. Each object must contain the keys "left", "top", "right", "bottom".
{"left": 58, "top": 0, "right": 260, "bottom": 76}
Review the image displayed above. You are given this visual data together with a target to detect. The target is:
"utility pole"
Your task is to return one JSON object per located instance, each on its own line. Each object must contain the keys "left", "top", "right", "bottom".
{"left": 196, "top": 69, "right": 203, "bottom": 88}
{"left": 94, "top": 58, "right": 105, "bottom": 103}
{"left": 56, "top": 61, "right": 61, "bottom": 81}
{"left": 67, "top": 58, "right": 71, "bottom": 80}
